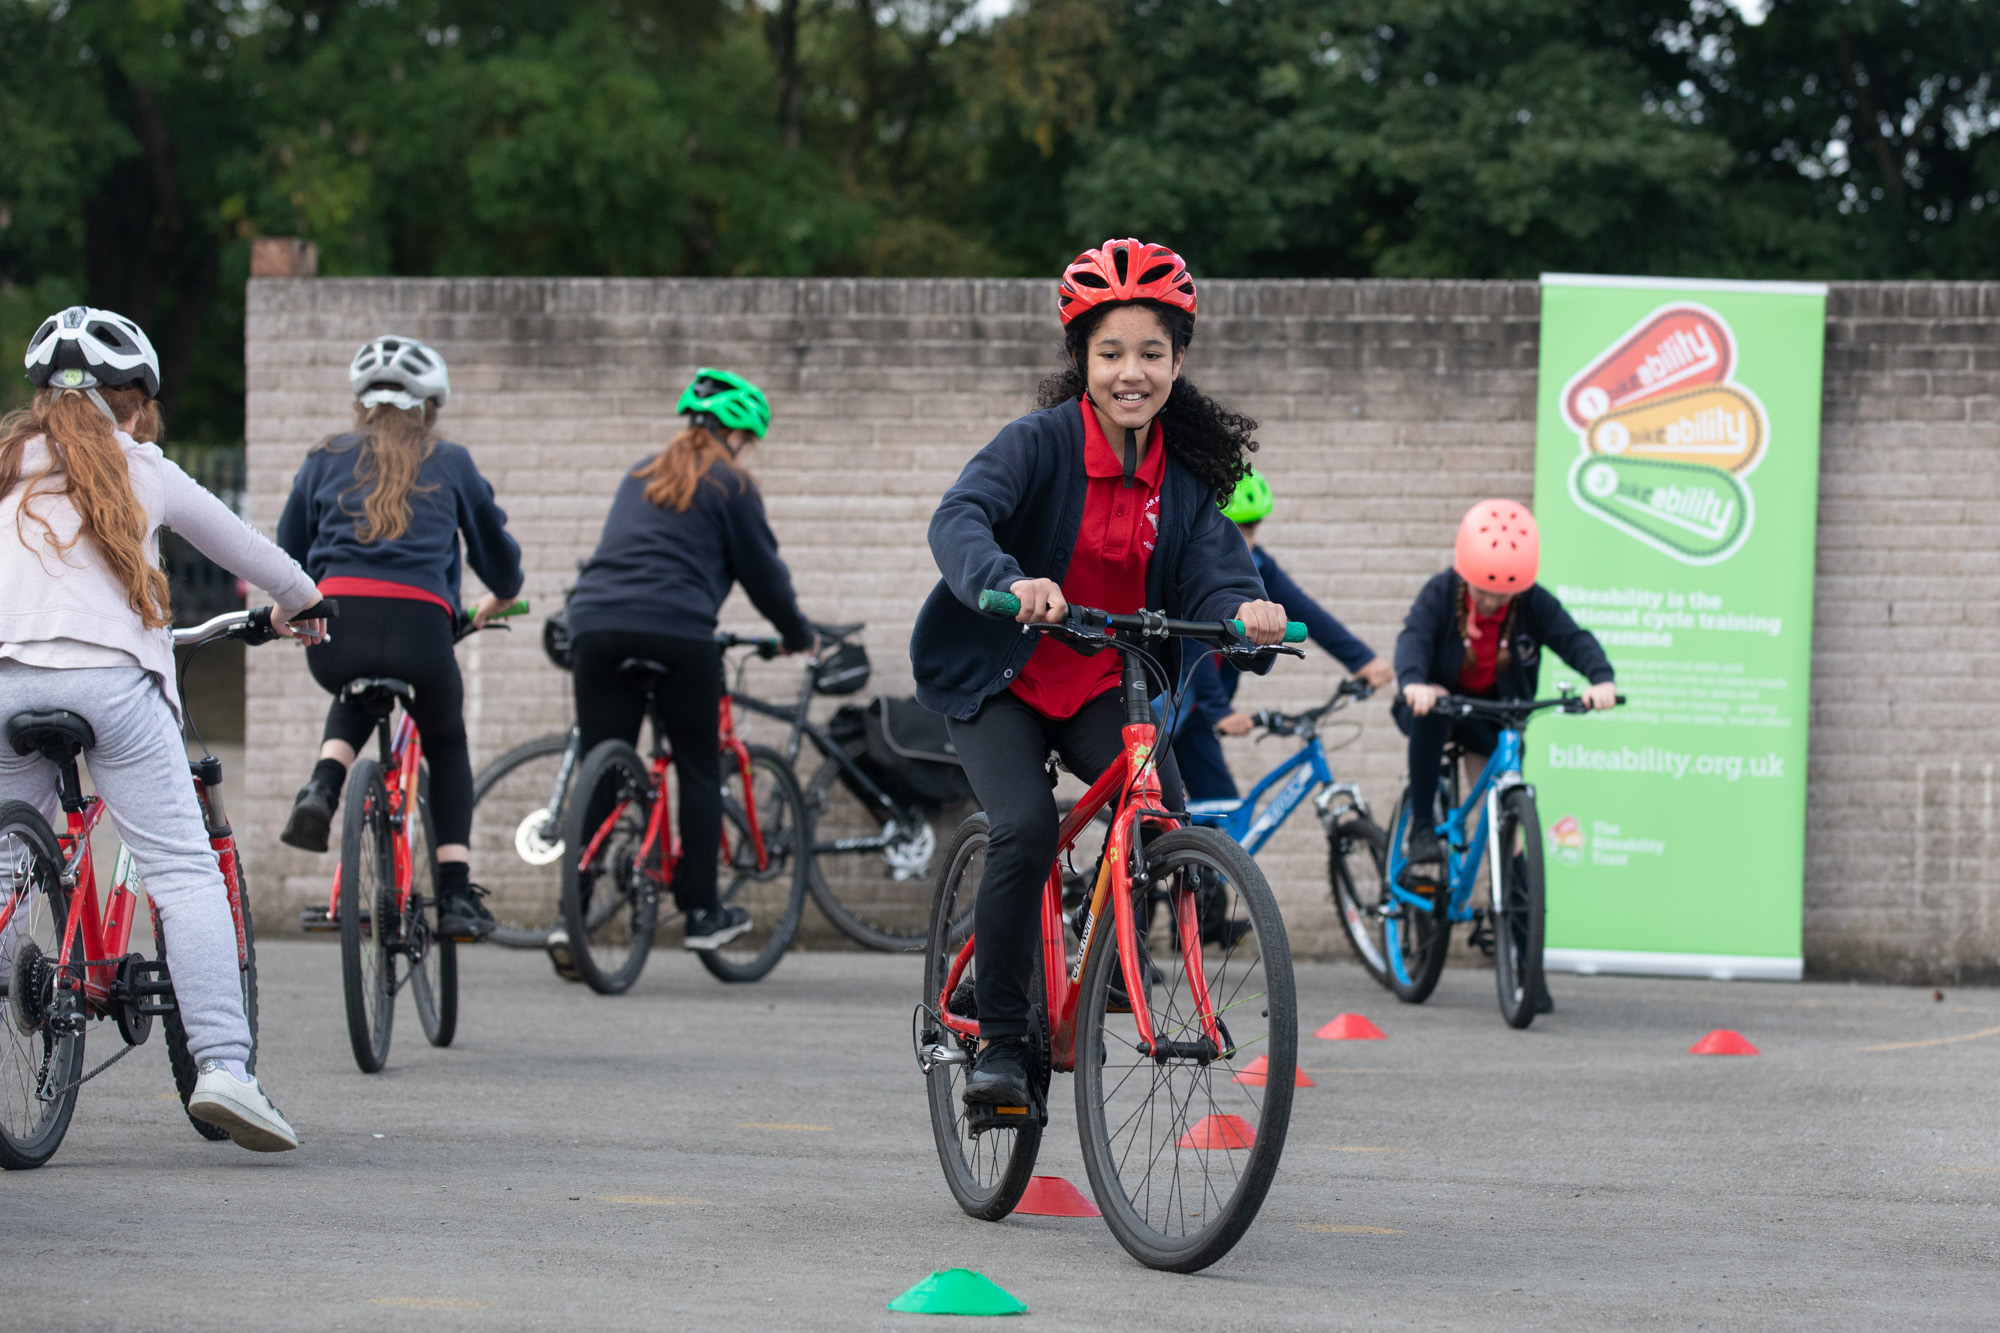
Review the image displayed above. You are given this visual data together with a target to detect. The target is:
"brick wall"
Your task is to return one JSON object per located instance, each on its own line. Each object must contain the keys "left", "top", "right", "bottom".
{"left": 240, "top": 278, "right": 2000, "bottom": 980}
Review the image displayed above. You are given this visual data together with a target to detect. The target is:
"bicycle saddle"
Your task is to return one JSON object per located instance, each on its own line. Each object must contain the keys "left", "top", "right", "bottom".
{"left": 617, "top": 657, "right": 671, "bottom": 683}
{"left": 340, "top": 677, "right": 416, "bottom": 715}
{"left": 812, "top": 621, "right": 864, "bottom": 639}
{"left": 6, "top": 709, "right": 96, "bottom": 760}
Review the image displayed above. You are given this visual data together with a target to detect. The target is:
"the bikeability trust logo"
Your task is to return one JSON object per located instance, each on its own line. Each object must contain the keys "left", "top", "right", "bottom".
{"left": 1547, "top": 814, "right": 1585, "bottom": 867}
{"left": 1560, "top": 304, "right": 1768, "bottom": 566}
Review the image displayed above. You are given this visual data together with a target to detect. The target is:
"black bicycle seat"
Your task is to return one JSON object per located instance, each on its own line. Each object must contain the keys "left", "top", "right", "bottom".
{"left": 6, "top": 709, "right": 96, "bottom": 760}
{"left": 341, "top": 677, "right": 416, "bottom": 716}
{"left": 813, "top": 621, "right": 864, "bottom": 639}
{"left": 617, "top": 657, "right": 672, "bottom": 684}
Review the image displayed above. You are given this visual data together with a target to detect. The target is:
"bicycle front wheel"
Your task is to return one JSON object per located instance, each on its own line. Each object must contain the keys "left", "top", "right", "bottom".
{"left": 921, "top": 814, "right": 1043, "bottom": 1220}
{"left": 1076, "top": 827, "right": 1295, "bottom": 1272}
{"left": 338, "top": 759, "right": 396, "bottom": 1072}
{"left": 470, "top": 733, "right": 572, "bottom": 949}
{"left": 804, "top": 750, "right": 970, "bottom": 952}
{"left": 1492, "top": 787, "right": 1547, "bottom": 1030}
{"left": 699, "top": 746, "right": 810, "bottom": 984}
{"left": 0, "top": 801, "right": 81, "bottom": 1170}
{"left": 405, "top": 765, "right": 459, "bottom": 1048}
{"left": 1377, "top": 790, "right": 1451, "bottom": 1004}
{"left": 157, "top": 842, "right": 259, "bottom": 1141}
{"left": 561, "top": 741, "right": 660, "bottom": 995}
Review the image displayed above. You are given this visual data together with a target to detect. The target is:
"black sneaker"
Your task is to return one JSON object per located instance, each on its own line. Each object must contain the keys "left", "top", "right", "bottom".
{"left": 1399, "top": 822, "right": 1444, "bottom": 887}
{"left": 962, "top": 1037, "right": 1031, "bottom": 1108}
{"left": 1535, "top": 975, "right": 1555, "bottom": 1014}
{"left": 280, "top": 784, "right": 336, "bottom": 853}
{"left": 683, "top": 905, "right": 752, "bottom": 951}
{"left": 436, "top": 885, "right": 497, "bottom": 942}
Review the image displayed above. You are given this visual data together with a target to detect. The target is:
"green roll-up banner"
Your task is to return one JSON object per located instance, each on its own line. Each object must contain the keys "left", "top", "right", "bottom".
{"left": 1531, "top": 274, "right": 1827, "bottom": 981}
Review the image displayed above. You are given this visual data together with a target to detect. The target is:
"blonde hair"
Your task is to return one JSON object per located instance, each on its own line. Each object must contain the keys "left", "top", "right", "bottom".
{"left": 323, "top": 401, "right": 439, "bottom": 542}
{"left": 0, "top": 386, "right": 172, "bottom": 629}
{"left": 632, "top": 426, "right": 750, "bottom": 512}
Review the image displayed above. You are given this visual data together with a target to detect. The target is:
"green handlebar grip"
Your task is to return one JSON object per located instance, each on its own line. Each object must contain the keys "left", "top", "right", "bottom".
{"left": 1228, "top": 619, "right": 1309, "bottom": 643}
{"left": 979, "top": 590, "right": 1022, "bottom": 616}
{"left": 465, "top": 599, "right": 530, "bottom": 620}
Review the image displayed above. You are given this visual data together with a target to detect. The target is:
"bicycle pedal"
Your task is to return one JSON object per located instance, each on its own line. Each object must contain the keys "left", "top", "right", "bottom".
{"left": 297, "top": 906, "right": 340, "bottom": 934}
{"left": 964, "top": 1101, "right": 1036, "bottom": 1135}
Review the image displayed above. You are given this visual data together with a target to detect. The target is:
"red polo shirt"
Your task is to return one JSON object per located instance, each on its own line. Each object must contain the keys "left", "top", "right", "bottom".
{"left": 1008, "top": 401, "right": 1165, "bottom": 719}
{"left": 1456, "top": 590, "right": 1510, "bottom": 697}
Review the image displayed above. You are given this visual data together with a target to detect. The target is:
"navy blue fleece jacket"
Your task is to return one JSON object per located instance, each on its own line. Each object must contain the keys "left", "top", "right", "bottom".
{"left": 1393, "top": 571, "right": 1614, "bottom": 701}
{"left": 912, "top": 399, "right": 1268, "bottom": 721}
{"left": 277, "top": 434, "right": 523, "bottom": 607}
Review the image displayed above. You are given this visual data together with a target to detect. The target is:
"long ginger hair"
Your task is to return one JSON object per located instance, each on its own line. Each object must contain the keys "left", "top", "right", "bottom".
{"left": 632, "top": 426, "right": 750, "bottom": 512}
{"left": 0, "top": 385, "right": 172, "bottom": 629}
{"left": 323, "top": 401, "right": 439, "bottom": 542}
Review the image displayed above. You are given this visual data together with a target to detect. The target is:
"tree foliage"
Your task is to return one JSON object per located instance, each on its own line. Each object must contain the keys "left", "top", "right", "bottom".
{"left": 0, "top": 0, "right": 1995, "bottom": 441}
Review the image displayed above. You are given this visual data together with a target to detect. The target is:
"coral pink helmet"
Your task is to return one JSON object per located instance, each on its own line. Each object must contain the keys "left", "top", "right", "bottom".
{"left": 1454, "top": 500, "right": 1540, "bottom": 593}
{"left": 1057, "top": 238, "right": 1198, "bottom": 326}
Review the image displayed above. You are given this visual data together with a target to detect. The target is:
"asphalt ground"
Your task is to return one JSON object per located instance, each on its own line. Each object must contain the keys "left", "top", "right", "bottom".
{"left": 10, "top": 940, "right": 2000, "bottom": 1330}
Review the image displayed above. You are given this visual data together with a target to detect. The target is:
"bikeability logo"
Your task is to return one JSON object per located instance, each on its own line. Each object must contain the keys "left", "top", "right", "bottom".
{"left": 1547, "top": 814, "right": 1585, "bottom": 867}
{"left": 1560, "top": 304, "right": 1768, "bottom": 566}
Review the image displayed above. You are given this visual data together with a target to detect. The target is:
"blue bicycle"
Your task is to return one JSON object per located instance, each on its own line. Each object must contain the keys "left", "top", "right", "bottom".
{"left": 1179, "top": 678, "right": 1392, "bottom": 960}
{"left": 1370, "top": 690, "right": 1615, "bottom": 1029}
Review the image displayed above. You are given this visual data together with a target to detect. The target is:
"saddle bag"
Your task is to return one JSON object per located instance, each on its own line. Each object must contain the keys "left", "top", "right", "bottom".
{"left": 829, "top": 697, "right": 973, "bottom": 811}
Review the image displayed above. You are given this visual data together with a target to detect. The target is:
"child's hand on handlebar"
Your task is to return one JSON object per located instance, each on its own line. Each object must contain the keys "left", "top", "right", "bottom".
{"left": 271, "top": 605, "right": 327, "bottom": 645}
{"left": 1357, "top": 656, "right": 1397, "bottom": 689}
{"left": 470, "top": 591, "right": 511, "bottom": 628}
{"left": 1232, "top": 600, "right": 1286, "bottom": 646}
{"left": 1008, "top": 578, "right": 1067, "bottom": 624}
{"left": 1402, "top": 682, "right": 1444, "bottom": 716}
{"left": 1214, "top": 711, "right": 1255, "bottom": 737}
{"left": 1582, "top": 681, "right": 1619, "bottom": 711}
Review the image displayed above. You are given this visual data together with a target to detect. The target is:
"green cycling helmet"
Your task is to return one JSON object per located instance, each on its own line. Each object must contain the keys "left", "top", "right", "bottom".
{"left": 1220, "top": 469, "right": 1273, "bottom": 524}
{"left": 677, "top": 367, "right": 771, "bottom": 438}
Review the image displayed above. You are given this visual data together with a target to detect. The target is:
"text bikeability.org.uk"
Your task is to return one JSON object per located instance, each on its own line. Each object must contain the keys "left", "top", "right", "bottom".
{"left": 1544, "top": 743, "right": 1788, "bottom": 783}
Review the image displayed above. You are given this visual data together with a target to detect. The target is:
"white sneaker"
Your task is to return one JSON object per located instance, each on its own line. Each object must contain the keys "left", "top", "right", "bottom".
{"left": 545, "top": 928, "right": 581, "bottom": 982}
{"left": 187, "top": 1061, "right": 299, "bottom": 1152}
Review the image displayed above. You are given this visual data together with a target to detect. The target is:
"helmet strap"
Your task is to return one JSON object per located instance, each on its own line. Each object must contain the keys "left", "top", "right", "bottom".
{"left": 76, "top": 387, "right": 121, "bottom": 429}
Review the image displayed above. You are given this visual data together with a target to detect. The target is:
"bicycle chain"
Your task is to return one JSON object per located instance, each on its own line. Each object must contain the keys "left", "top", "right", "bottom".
{"left": 38, "top": 1037, "right": 136, "bottom": 1104}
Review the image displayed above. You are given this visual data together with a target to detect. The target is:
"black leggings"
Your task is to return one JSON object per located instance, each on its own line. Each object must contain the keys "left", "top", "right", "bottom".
{"left": 306, "top": 597, "right": 473, "bottom": 845}
{"left": 570, "top": 630, "right": 723, "bottom": 914}
{"left": 1395, "top": 702, "right": 1501, "bottom": 828}
{"left": 946, "top": 689, "right": 1185, "bottom": 1040}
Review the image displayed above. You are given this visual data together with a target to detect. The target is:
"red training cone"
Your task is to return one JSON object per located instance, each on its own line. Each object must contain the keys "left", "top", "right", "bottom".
{"left": 1689, "top": 1028, "right": 1759, "bottom": 1056}
{"left": 1177, "top": 1114, "right": 1257, "bottom": 1150}
{"left": 1315, "top": 1013, "right": 1387, "bottom": 1041}
{"left": 1015, "top": 1175, "right": 1100, "bottom": 1217}
{"left": 1230, "top": 1055, "right": 1315, "bottom": 1087}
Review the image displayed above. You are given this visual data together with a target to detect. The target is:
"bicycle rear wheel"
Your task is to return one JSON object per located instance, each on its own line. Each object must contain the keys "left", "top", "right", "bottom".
{"left": 699, "top": 746, "right": 809, "bottom": 983}
{"left": 1327, "top": 813, "right": 1392, "bottom": 988}
{"left": 1377, "top": 790, "right": 1451, "bottom": 1004}
{"left": 804, "top": 748, "right": 972, "bottom": 952}
{"left": 470, "top": 732, "right": 572, "bottom": 948}
{"left": 0, "top": 801, "right": 81, "bottom": 1170}
{"left": 1492, "top": 787, "right": 1547, "bottom": 1029}
{"left": 921, "top": 814, "right": 1044, "bottom": 1220}
{"left": 405, "top": 765, "right": 459, "bottom": 1047}
{"left": 561, "top": 741, "right": 660, "bottom": 994}
{"left": 338, "top": 759, "right": 396, "bottom": 1072}
{"left": 1076, "top": 827, "right": 1295, "bottom": 1272}
{"left": 157, "top": 843, "right": 259, "bottom": 1141}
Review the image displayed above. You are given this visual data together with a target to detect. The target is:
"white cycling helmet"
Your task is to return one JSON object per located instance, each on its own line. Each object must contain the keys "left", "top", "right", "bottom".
{"left": 24, "top": 306, "right": 161, "bottom": 397}
{"left": 349, "top": 335, "right": 450, "bottom": 411}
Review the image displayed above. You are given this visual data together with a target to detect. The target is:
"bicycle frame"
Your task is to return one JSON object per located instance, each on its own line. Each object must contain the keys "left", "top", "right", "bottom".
{"left": 1187, "top": 734, "right": 1370, "bottom": 856}
{"left": 324, "top": 713, "right": 423, "bottom": 924}
{"left": 1384, "top": 727, "right": 1529, "bottom": 937}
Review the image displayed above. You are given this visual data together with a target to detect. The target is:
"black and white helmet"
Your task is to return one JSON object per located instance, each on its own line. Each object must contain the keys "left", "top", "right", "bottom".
{"left": 349, "top": 335, "right": 450, "bottom": 411}
{"left": 24, "top": 306, "right": 161, "bottom": 397}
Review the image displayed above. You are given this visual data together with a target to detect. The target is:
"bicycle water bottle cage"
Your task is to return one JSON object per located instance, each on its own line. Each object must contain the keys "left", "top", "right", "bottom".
{"left": 6, "top": 710, "right": 96, "bottom": 812}
{"left": 340, "top": 677, "right": 414, "bottom": 719}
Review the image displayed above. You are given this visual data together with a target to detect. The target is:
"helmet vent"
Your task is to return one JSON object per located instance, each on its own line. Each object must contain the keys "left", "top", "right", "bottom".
{"left": 1111, "top": 245, "right": 1129, "bottom": 282}
{"left": 1070, "top": 272, "right": 1109, "bottom": 290}
{"left": 1137, "top": 263, "right": 1173, "bottom": 286}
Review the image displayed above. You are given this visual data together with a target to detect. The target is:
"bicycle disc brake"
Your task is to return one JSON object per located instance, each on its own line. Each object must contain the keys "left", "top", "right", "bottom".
{"left": 882, "top": 818, "right": 936, "bottom": 881}
{"left": 513, "top": 807, "right": 565, "bottom": 866}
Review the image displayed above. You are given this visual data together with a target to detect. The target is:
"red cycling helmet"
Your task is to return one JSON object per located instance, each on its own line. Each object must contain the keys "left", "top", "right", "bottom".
{"left": 1057, "top": 238, "right": 1198, "bottom": 327}
{"left": 1454, "top": 499, "right": 1540, "bottom": 593}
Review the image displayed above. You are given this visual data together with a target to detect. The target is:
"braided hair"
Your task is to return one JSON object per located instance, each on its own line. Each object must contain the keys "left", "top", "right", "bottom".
{"left": 1453, "top": 573, "right": 1518, "bottom": 674}
{"left": 1036, "top": 299, "right": 1257, "bottom": 498}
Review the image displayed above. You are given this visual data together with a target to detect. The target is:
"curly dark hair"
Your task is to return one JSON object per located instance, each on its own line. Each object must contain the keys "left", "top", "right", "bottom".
{"left": 1036, "top": 299, "right": 1257, "bottom": 498}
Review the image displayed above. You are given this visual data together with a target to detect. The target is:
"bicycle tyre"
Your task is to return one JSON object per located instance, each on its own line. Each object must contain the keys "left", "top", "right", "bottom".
{"left": 157, "top": 842, "right": 260, "bottom": 1141}
{"left": 0, "top": 800, "right": 82, "bottom": 1170}
{"left": 470, "top": 732, "right": 572, "bottom": 949}
{"left": 1492, "top": 787, "right": 1547, "bottom": 1030}
{"left": 1327, "top": 813, "right": 1393, "bottom": 988}
{"left": 698, "top": 745, "right": 810, "bottom": 984}
{"left": 922, "top": 813, "right": 1044, "bottom": 1220}
{"left": 561, "top": 740, "right": 660, "bottom": 995}
{"left": 1380, "top": 789, "right": 1451, "bottom": 1004}
{"left": 338, "top": 758, "right": 395, "bottom": 1072}
{"left": 802, "top": 748, "right": 952, "bottom": 953}
{"left": 1076, "top": 826, "right": 1295, "bottom": 1272}
{"left": 406, "top": 765, "right": 459, "bottom": 1047}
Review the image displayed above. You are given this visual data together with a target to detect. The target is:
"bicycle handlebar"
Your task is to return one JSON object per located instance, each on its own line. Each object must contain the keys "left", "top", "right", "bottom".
{"left": 1422, "top": 691, "right": 1628, "bottom": 723}
{"left": 452, "top": 598, "right": 529, "bottom": 642}
{"left": 171, "top": 596, "right": 342, "bottom": 650}
{"left": 1250, "top": 677, "right": 1375, "bottom": 738}
{"left": 977, "top": 589, "right": 1308, "bottom": 645}
{"left": 718, "top": 632, "right": 784, "bottom": 660}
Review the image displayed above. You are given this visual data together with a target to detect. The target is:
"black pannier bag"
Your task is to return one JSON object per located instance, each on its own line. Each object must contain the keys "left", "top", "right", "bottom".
{"left": 828, "top": 697, "right": 973, "bottom": 811}
{"left": 812, "top": 641, "right": 871, "bottom": 696}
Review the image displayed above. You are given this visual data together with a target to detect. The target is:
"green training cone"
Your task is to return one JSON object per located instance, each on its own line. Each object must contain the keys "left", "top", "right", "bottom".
{"left": 886, "top": 1268, "right": 1028, "bottom": 1316}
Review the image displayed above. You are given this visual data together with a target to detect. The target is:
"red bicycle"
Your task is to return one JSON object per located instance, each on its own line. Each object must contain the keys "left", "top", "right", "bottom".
{"left": 0, "top": 605, "right": 318, "bottom": 1169}
{"left": 915, "top": 592, "right": 1306, "bottom": 1271}
{"left": 555, "top": 634, "right": 809, "bottom": 993}
{"left": 301, "top": 601, "right": 526, "bottom": 1073}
